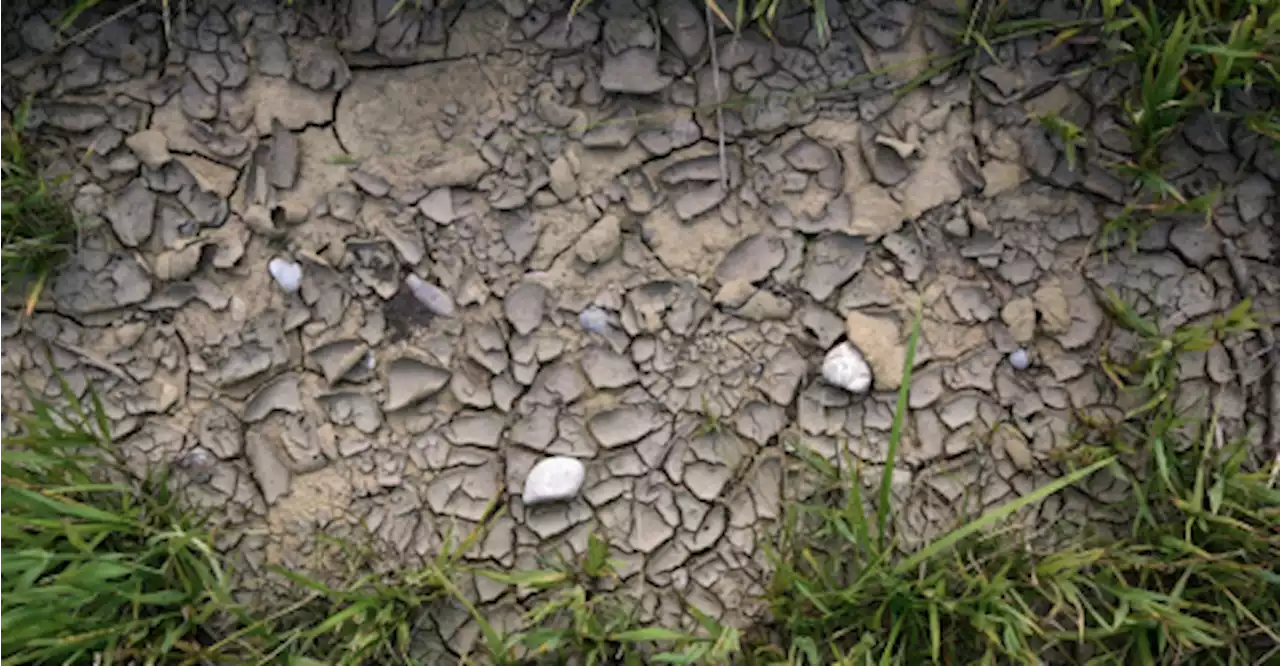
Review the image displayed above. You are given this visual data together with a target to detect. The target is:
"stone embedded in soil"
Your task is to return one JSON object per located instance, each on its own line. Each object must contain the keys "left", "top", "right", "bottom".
{"left": 197, "top": 404, "right": 244, "bottom": 460}
{"left": 126, "top": 130, "right": 172, "bottom": 169}
{"left": 715, "top": 234, "right": 786, "bottom": 285}
{"left": 504, "top": 281, "right": 548, "bottom": 335}
{"left": 310, "top": 339, "right": 373, "bottom": 385}
{"left": 581, "top": 345, "right": 640, "bottom": 389}
{"left": 418, "top": 187, "right": 455, "bottom": 224}
{"left": 522, "top": 456, "right": 587, "bottom": 505}
{"left": 404, "top": 274, "right": 455, "bottom": 317}
{"left": 588, "top": 405, "right": 662, "bottom": 448}
{"left": 268, "top": 258, "right": 303, "bottom": 292}
{"left": 844, "top": 311, "right": 906, "bottom": 390}
{"left": 246, "top": 430, "right": 291, "bottom": 505}
{"left": 1001, "top": 297, "right": 1036, "bottom": 344}
{"left": 575, "top": 215, "right": 621, "bottom": 264}
{"left": 244, "top": 374, "right": 303, "bottom": 422}
{"left": 579, "top": 307, "right": 613, "bottom": 334}
{"left": 801, "top": 232, "right": 868, "bottom": 300}
{"left": 105, "top": 180, "right": 156, "bottom": 247}
{"left": 267, "top": 120, "right": 299, "bottom": 189}
{"left": 821, "top": 342, "right": 872, "bottom": 394}
{"left": 601, "top": 48, "right": 675, "bottom": 94}
{"left": 385, "top": 357, "right": 451, "bottom": 411}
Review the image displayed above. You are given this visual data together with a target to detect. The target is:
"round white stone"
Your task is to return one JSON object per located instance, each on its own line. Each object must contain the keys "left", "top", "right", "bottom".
{"left": 522, "top": 456, "right": 586, "bottom": 506}
{"left": 822, "top": 342, "right": 873, "bottom": 394}
{"left": 268, "top": 258, "right": 302, "bottom": 293}
{"left": 1009, "top": 348, "right": 1031, "bottom": 370}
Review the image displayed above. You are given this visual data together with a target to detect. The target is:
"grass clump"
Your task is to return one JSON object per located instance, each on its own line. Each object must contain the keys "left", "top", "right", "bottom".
{"left": 475, "top": 532, "right": 740, "bottom": 665}
{"left": 754, "top": 307, "right": 1279, "bottom": 665}
{"left": 1, "top": 102, "right": 79, "bottom": 315}
{"left": 0, "top": 379, "right": 231, "bottom": 666}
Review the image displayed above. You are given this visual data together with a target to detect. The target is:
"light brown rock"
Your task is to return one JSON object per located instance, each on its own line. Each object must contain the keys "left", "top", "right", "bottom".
{"left": 1000, "top": 297, "right": 1036, "bottom": 343}
{"left": 844, "top": 311, "right": 906, "bottom": 390}
{"left": 1033, "top": 281, "right": 1071, "bottom": 334}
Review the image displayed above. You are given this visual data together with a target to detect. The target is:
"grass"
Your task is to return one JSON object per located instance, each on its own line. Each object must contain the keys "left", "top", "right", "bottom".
{"left": 1, "top": 377, "right": 230, "bottom": 666}
{"left": 1, "top": 101, "right": 79, "bottom": 315}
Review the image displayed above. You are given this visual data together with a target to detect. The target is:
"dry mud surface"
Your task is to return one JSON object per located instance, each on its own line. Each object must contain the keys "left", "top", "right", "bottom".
{"left": 2, "top": 0, "right": 1277, "bottom": 655}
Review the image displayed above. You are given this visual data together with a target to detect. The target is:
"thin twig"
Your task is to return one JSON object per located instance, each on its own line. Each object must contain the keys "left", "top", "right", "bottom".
{"left": 706, "top": 1, "right": 728, "bottom": 190}
{"left": 44, "top": 338, "right": 135, "bottom": 384}
{"left": 1223, "top": 238, "right": 1279, "bottom": 459}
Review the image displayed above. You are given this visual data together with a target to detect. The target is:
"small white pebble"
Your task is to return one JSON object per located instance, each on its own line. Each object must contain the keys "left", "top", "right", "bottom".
{"left": 822, "top": 342, "right": 872, "bottom": 393}
{"left": 579, "top": 306, "right": 612, "bottom": 334}
{"left": 1009, "top": 348, "right": 1030, "bottom": 370}
{"left": 522, "top": 456, "right": 586, "bottom": 506}
{"left": 405, "top": 274, "right": 455, "bottom": 317}
{"left": 268, "top": 258, "right": 302, "bottom": 293}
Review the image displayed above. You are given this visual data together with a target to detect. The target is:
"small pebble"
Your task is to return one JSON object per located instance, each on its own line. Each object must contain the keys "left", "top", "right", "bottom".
{"left": 268, "top": 258, "right": 302, "bottom": 293}
{"left": 822, "top": 342, "right": 872, "bottom": 394}
{"left": 1009, "top": 348, "right": 1030, "bottom": 370}
{"left": 405, "top": 274, "right": 455, "bottom": 316}
{"left": 579, "top": 306, "right": 612, "bottom": 334}
{"left": 523, "top": 456, "right": 586, "bottom": 505}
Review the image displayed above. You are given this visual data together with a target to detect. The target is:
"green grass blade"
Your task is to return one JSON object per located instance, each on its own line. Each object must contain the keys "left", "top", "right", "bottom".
{"left": 877, "top": 310, "right": 921, "bottom": 547}
{"left": 895, "top": 456, "right": 1115, "bottom": 574}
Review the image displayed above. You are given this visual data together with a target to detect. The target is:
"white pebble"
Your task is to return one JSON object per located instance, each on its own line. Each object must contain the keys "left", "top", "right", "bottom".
{"left": 522, "top": 456, "right": 586, "bottom": 506}
{"left": 822, "top": 342, "right": 872, "bottom": 394}
{"left": 405, "top": 274, "right": 455, "bottom": 317}
{"left": 579, "top": 306, "right": 612, "bottom": 334}
{"left": 1009, "top": 348, "right": 1030, "bottom": 370}
{"left": 268, "top": 258, "right": 302, "bottom": 293}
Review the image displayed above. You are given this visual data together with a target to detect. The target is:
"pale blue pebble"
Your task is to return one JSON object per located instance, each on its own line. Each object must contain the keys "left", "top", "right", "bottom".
{"left": 1009, "top": 348, "right": 1030, "bottom": 370}
{"left": 579, "top": 307, "right": 612, "bottom": 334}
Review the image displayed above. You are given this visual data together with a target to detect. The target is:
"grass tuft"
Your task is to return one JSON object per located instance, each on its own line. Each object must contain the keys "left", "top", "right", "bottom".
{"left": 1, "top": 377, "right": 231, "bottom": 666}
{"left": 2, "top": 100, "right": 79, "bottom": 315}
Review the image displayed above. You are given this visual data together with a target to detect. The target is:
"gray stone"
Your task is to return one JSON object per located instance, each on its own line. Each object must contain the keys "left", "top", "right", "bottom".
{"left": 1183, "top": 112, "right": 1230, "bottom": 153}
{"left": 504, "top": 281, "right": 548, "bottom": 335}
{"left": 250, "top": 30, "right": 292, "bottom": 77}
{"left": 246, "top": 431, "right": 291, "bottom": 504}
{"left": 862, "top": 141, "right": 910, "bottom": 186}
{"left": 856, "top": 3, "right": 911, "bottom": 49}
{"left": 1169, "top": 223, "right": 1219, "bottom": 267}
{"left": 589, "top": 405, "right": 662, "bottom": 448}
{"left": 294, "top": 41, "right": 351, "bottom": 91}
{"left": 405, "top": 275, "right": 455, "bottom": 317}
{"left": 674, "top": 183, "right": 727, "bottom": 220}
{"left": 351, "top": 169, "right": 391, "bottom": 197}
{"left": 784, "top": 139, "right": 834, "bottom": 172}
{"left": 882, "top": 232, "right": 924, "bottom": 282}
{"left": 46, "top": 103, "right": 108, "bottom": 132}
{"left": 125, "top": 129, "right": 172, "bottom": 169}
{"left": 105, "top": 181, "right": 156, "bottom": 247}
{"left": 575, "top": 215, "right": 621, "bottom": 264}
{"left": 801, "top": 232, "right": 867, "bottom": 300}
{"left": 418, "top": 188, "right": 456, "bottom": 224}
{"left": 658, "top": 0, "right": 706, "bottom": 61}
{"left": 385, "top": 357, "right": 451, "bottom": 410}
{"left": 581, "top": 345, "right": 640, "bottom": 389}
{"left": 197, "top": 404, "right": 244, "bottom": 460}
{"left": 267, "top": 120, "right": 299, "bottom": 188}
{"left": 180, "top": 75, "right": 219, "bottom": 120}
{"left": 759, "top": 348, "right": 807, "bottom": 405}
{"left": 715, "top": 234, "right": 786, "bottom": 285}
{"left": 1235, "top": 174, "right": 1274, "bottom": 222}
{"left": 600, "top": 48, "right": 672, "bottom": 94}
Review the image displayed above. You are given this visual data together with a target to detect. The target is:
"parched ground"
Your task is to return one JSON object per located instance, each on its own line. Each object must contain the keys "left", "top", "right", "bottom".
{"left": 2, "top": 0, "right": 1277, "bottom": 658}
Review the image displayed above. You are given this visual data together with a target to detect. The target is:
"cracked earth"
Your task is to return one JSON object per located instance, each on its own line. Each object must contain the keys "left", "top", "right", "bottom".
{"left": 2, "top": 0, "right": 1277, "bottom": 657}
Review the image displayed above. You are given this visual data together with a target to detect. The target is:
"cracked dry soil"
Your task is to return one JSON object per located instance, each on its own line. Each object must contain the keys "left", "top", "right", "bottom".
{"left": 2, "top": 0, "right": 1277, "bottom": 656}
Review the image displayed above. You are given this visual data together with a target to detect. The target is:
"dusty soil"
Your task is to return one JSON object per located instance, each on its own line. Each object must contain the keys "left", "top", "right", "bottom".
{"left": 2, "top": 0, "right": 1276, "bottom": 656}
